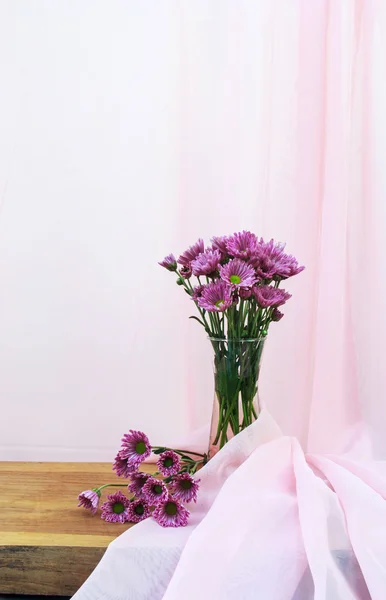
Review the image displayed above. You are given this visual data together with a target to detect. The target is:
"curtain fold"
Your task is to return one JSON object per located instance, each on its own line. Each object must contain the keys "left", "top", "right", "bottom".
{"left": 175, "top": 0, "right": 384, "bottom": 457}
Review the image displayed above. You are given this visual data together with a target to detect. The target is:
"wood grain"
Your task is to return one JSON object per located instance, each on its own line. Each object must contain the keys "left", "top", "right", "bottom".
{"left": 0, "top": 462, "right": 155, "bottom": 596}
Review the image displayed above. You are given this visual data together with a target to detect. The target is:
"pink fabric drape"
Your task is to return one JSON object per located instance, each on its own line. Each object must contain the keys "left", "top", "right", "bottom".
{"left": 73, "top": 1, "right": 386, "bottom": 598}
{"left": 174, "top": 0, "right": 386, "bottom": 458}
{"left": 74, "top": 411, "right": 386, "bottom": 599}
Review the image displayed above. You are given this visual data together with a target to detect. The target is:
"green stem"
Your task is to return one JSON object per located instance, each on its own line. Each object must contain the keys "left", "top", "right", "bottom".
{"left": 180, "top": 278, "right": 214, "bottom": 335}
{"left": 213, "top": 395, "right": 225, "bottom": 445}
{"left": 220, "top": 420, "right": 229, "bottom": 447}
{"left": 238, "top": 299, "right": 244, "bottom": 338}
{"left": 152, "top": 446, "right": 206, "bottom": 459}
{"left": 211, "top": 334, "right": 264, "bottom": 452}
{"left": 95, "top": 483, "right": 127, "bottom": 493}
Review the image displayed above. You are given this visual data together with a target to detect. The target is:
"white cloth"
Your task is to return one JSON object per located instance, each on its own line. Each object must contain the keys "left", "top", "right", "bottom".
{"left": 73, "top": 411, "right": 386, "bottom": 600}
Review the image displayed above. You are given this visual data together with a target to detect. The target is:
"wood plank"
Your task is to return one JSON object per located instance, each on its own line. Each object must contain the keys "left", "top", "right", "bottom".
{"left": 0, "top": 546, "right": 106, "bottom": 596}
{"left": 0, "top": 462, "right": 155, "bottom": 596}
{"left": 0, "top": 532, "right": 117, "bottom": 547}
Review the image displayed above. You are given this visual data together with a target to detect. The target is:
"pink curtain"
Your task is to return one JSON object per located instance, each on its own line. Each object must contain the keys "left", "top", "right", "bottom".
{"left": 72, "top": 1, "right": 386, "bottom": 598}
{"left": 177, "top": 0, "right": 386, "bottom": 458}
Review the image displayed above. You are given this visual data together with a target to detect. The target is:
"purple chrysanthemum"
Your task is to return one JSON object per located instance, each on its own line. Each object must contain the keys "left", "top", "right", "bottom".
{"left": 179, "top": 265, "right": 192, "bottom": 279}
{"left": 272, "top": 254, "right": 305, "bottom": 279}
{"left": 178, "top": 239, "right": 205, "bottom": 267}
{"left": 128, "top": 472, "right": 151, "bottom": 497}
{"left": 157, "top": 450, "right": 181, "bottom": 477}
{"left": 128, "top": 498, "right": 151, "bottom": 523}
{"left": 232, "top": 290, "right": 239, "bottom": 306}
{"left": 119, "top": 430, "right": 151, "bottom": 471}
{"left": 249, "top": 239, "right": 285, "bottom": 278}
{"left": 250, "top": 239, "right": 304, "bottom": 280}
{"left": 170, "top": 473, "right": 200, "bottom": 504}
{"left": 226, "top": 231, "right": 259, "bottom": 260}
{"left": 253, "top": 285, "right": 291, "bottom": 308}
{"left": 191, "top": 249, "right": 221, "bottom": 277}
{"left": 191, "top": 285, "right": 205, "bottom": 302}
{"left": 113, "top": 450, "right": 136, "bottom": 478}
{"left": 197, "top": 281, "right": 233, "bottom": 312}
{"left": 100, "top": 491, "right": 131, "bottom": 523}
{"left": 142, "top": 477, "right": 168, "bottom": 505}
{"left": 211, "top": 235, "right": 229, "bottom": 260}
{"left": 78, "top": 489, "right": 100, "bottom": 515}
{"left": 158, "top": 253, "right": 177, "bottom": 272}
{"left": 239, "top": 287, "right": 252, "bottom": 299}
{"left": 220, "top": 258, "right": 256, "bottom": 289}
{"left": 153, "top": 495, "right": 190, "bottom": 528}
{"left": 272, "top": 308, "right": 284, "bottom": 321}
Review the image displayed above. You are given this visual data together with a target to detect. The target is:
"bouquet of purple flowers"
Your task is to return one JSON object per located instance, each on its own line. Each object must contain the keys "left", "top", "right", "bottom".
{"left": 160, "top": 231, "right": 304, "bottom": 452}
{"left": 78, "top": 231, "right": 303, "bottom": 528}
{"left": 78, "top": 430, "right": 205, "bottom": 528}
{"left": 159, "top": 231, "right": 303, "bottom": 335}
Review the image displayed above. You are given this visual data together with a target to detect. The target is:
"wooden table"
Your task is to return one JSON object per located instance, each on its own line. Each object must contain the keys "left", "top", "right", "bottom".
{"left": 0, "top": 462, "right": 154, "bottom": 596}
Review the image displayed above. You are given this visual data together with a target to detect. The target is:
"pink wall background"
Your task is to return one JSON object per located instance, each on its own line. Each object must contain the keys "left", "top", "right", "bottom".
{"left": 1, "top": 1, "right": 386, "bottom": 461}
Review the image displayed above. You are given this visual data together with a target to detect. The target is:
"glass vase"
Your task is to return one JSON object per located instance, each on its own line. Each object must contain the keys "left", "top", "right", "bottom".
{"left": 208, "top": 337, "right": 266, "bottom": 457}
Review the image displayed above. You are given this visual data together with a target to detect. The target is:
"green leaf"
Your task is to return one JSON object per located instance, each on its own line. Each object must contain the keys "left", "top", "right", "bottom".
{"left": 152, "top": 447, "right": 165, "bottom": 455}
{"left": 179, "top": 453, "right": 195, "bottom": 462}
{"left": 189, "top": 316, "right": 206, "bottom": 328}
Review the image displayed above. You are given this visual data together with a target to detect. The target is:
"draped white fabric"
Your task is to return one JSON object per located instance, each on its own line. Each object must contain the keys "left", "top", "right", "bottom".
{"left": 73, "top": 410, "right": 386, "bottom": 600}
